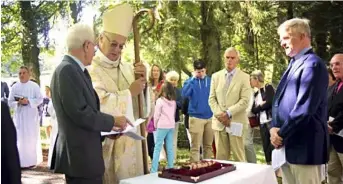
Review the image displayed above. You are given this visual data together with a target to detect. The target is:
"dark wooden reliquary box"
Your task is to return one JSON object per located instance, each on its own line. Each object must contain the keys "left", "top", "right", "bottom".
{"left": 158, "top": 160, "right": 236, "bottom": 183}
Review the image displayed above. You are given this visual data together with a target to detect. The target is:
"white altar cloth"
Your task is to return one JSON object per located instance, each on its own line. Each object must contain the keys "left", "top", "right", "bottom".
{"left": 120, "top": 160, "right": 278, "bottom": 184}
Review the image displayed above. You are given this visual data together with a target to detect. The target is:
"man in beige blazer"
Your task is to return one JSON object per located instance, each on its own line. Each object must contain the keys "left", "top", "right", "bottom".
{"left": 209, "top": 47, "right": 251, "bottom": 162}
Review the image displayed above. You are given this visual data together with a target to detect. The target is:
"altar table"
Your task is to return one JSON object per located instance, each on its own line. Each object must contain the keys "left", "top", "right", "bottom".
{"left": 120, "top": 160, "right": 278, "bottom": 184}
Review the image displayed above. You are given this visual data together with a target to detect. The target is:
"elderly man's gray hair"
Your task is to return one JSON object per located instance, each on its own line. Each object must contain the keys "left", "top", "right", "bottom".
{"left": 166, "top": 71, "right": 180, "bottom": 82}
{"left": 251, "top": 70, "right": 264, "bottom": 83}
{"left": 278, "top": 18, "right": 311, "bottom": 37}
{"left": 66, "top": 23, "right": 95, "bottom": 50}
{"left": 224, "top": 47, "right": 241, "bottom": 60}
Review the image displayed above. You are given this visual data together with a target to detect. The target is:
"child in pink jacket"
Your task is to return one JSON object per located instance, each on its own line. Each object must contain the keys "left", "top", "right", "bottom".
{"left": 150, "top": 82, "right": 176, "bottom": 173}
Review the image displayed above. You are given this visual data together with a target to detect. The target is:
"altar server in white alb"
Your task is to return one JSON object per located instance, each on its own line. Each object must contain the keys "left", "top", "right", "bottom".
{"left": 8, "top": 66, "right": 43, "bottom": 168}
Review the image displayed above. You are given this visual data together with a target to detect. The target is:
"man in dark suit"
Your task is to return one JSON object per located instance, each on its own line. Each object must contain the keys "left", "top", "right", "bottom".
{"left": 50, "top": 23, "right": 131, "bottom": 184}
{"left": 271, "top": 18, "right": 329, "bottom": 184}
{"left": 327, "top": 53, "right": 343, "bottom": 184}
{"left": 1, "top": 81, "right": 9, "bottom": 103}
{"left": 1, "top": 101, "right": 21, "bottom": 184}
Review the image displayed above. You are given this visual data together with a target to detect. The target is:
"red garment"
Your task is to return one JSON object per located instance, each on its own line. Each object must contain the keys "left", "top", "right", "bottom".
{"left": 336, "top": 81, "right": 343, "bottom": 93}
{"left": 156, "top": 80, "right": 164, "bottom": 93}
{"left": 212, "top": 140, "right": 216, "bottom": 158}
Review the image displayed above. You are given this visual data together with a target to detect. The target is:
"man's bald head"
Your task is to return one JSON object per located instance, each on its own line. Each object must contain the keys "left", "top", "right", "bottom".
{"left": 330, "top": 53, "right": 343, "bottom": 80}
{"left": 331, "top": 54, "right": 343, "bottom": 61}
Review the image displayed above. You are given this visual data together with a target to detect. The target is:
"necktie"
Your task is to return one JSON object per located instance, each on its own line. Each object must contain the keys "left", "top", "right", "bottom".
{"left": 226, "top": 73, "right": 233, "bottom": 88}
{"left": 84, "top": 69, "right": 99, "bottom": 109}
{"left": 94, "top": 89, "right": 100, "bottom": 110}
{"left": 84, "top": 69, "right": 92, "bottom": 82}
{"left": 290, "top": 57, "right": 295, "bottom": 67}
{"left": 336, "top": 81, "right": 343, "bottom": 94}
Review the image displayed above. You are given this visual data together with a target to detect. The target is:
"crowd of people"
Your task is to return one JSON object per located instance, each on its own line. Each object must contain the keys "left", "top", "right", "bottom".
{"left": 1, "top": 3, "right": 342, "bottom": 184}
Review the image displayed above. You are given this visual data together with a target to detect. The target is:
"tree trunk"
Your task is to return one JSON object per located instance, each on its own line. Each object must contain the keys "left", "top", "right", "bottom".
{"left": 328, "top": 2, "right": 343, "bottom": 57}
{"left": 254, "top": 33, "right": 259, "bottom": 67}
{"left": 272, "top": 2, "right": 289, "bottom": 84}
{"left": 70, "top": 1, "right": 81, "bottom": 24}
{"left": 243, "top": 2, "right": 256, "bottom": 67}
{"left": 310, "top": 2, "right": 329, "bottom": 60}
{"left": 314, "top": 32, "right": 328, "bottom": 60}
{"left": 20, "top": 1, "right": 40, "bottom": 84}
{"left": 200, "top": 1, "right": 221, "bottom": 76}
{"left": 287, "top": 2, "right": 293, "bottom": 19}
{"left": 168, "top": 2, "right": 183, "bottom": 86}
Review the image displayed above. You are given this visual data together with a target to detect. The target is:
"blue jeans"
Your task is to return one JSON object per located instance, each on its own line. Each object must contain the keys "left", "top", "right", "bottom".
{"left": 150, "top": 128, "right": 175, "bottom": 173}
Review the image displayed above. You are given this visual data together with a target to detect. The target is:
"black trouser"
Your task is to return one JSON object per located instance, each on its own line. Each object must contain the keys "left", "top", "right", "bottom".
{"left": 147, "top": 132, "right": 155, "bottom": 160}
{"left": 65, "top": 175, "right": 102, "bottom": 184}
{"left": 260, "top": 122, "right": 274, "bottom": 163}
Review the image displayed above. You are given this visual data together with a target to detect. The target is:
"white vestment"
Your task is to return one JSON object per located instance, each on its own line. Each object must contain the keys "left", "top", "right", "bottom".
{"left": 47, "top": 100, "right": 58, "bottom": 168}
{"left": 8, "top": 81, "right": 43, "bottom": 167}
{"left": 88, "top": 51, "right": 153, "bottom": 184}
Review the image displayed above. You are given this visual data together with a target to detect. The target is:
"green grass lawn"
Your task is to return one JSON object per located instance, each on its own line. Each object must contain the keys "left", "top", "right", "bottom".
{"left": 40, "top": 127, "right": 50, "bottom": 150}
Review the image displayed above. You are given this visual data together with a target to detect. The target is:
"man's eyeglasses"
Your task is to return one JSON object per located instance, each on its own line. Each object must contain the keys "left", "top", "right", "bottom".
{"left": 102, "top": 33, "right": 125, "bottom": 50}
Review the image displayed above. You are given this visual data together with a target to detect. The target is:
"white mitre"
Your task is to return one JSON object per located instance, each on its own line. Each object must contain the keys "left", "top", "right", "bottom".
{"left": 102, "top": 4, "right": 134, "bottom": 37}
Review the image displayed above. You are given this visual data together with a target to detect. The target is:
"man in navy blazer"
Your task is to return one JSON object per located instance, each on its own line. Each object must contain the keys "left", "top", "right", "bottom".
{"left": 271, "top": 18, "right": 329, "bottom": 184}
{"left": 327, "top": 53, "right": 343, "bottom": 184}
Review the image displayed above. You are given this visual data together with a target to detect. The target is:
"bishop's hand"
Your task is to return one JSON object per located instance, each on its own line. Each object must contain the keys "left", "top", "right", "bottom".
{"left": 133, "top": 62, "right": 147, "bottom": 79}
{"left": 129, "top": 78, "right": 146, "bottom": 97}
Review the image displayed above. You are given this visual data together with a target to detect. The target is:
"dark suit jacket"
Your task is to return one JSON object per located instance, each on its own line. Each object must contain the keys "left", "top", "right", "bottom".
{"left": 175, "top": 87, "right": 182, "bottom": 122}
{"left": 50, "top": 55, "right": 114, "bottom": 178}
{"left": 328, "top": 81, "right": 343, "bottom": 153}
{"left": 251, "top": 84, "right": 275, "bottom": 119}
{"left": 181, "top": 97, "right": 190, "bottom": 129}
{"left": 271, "top": 50, "right": 329, "bottom": 165}
{"left": 1, "top": 101, "right": 21, "bottom": 184}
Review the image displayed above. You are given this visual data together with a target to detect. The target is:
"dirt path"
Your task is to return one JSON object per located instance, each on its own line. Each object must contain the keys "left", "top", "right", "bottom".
{"left": 21, "top": 149, "right": 65, "bottom": 184}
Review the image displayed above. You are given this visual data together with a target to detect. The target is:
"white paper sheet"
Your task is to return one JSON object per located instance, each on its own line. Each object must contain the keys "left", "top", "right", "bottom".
{"left": 101, "top": 118, "right": 146, "bottom": 136}
{"left": 336, "top": 131, "right": 343, "bottom": 138}
{"left": 124, "top": 131, "right": 145, "bottom": 140}
{"left": 271, "top": 147, "right": 286, "bottom": 171}
{"left": 225, "top": 122, "right": 243, "bottom": 137}
{"left": 321, "top": 164, "right": 326, "bottom": 183}
{"left": 328, "top": 116, "right": 343, "bottom": 138}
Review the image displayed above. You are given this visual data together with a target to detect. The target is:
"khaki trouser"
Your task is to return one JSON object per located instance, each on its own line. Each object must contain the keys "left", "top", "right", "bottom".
{"left": 189, "top": 117, "right": 213, "bottom": 162}
{"left": 244, "top": 125, "right": 256, "bottom": 163}
{"left": 281, "top": 164, "right": 321, "bottom": 184}
{"left": 328, "top": 146, "right": 343, "bottom": 184}
{"left": 214, "top": 129, "right": 246, "bottom": 162}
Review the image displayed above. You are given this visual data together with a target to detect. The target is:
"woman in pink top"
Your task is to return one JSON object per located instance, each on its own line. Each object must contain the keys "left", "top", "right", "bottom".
{"left": 150, "top": 82, "right": 176, "bottom": 173}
